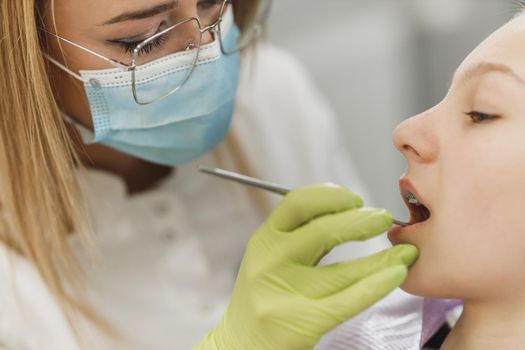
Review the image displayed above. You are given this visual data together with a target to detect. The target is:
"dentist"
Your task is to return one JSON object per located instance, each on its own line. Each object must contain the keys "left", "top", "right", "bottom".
{"left": 0, "top": 0, "right": 417, "bottom": 349}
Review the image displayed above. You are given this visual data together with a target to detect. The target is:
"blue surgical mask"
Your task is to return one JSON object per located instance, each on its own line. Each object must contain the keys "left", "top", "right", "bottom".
{"left": 49, "top": 10, "right": 241, "bottom": 166}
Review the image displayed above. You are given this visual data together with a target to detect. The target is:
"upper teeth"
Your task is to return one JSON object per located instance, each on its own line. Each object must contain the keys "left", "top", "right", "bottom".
{"left": 407, "top": 192, "right": 421, "bottom": 206}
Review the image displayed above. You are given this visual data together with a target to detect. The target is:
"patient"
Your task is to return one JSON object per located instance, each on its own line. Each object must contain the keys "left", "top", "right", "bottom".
{"left": 316, "top": 7, "right": 525, "bottom": 350}
{"left": 388, "top": 7, "right": 525, "bottom": 350}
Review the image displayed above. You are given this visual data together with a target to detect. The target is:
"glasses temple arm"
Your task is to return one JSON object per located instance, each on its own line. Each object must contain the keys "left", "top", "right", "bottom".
{"left": 41, "top": 29, "right": 132, "bottom": 70}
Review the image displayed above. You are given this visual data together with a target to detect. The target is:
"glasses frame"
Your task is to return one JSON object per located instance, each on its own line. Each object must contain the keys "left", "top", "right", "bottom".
{"left": 44, "top": 0, "right": 272, "bottom": 105}
{"left": 219, "top": 0, "right": 273, "bottom": 55}
{"left": 131, "top": 17, "right": 219, "bottom": 105}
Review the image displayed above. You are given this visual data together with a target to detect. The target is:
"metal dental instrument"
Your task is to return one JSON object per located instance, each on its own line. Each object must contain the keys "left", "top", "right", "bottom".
{"left": 199, "top": 166, "right": 410, "bottom": 227}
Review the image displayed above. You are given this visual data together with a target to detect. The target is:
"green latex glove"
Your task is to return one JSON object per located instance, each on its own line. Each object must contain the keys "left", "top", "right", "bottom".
{"left": 194, "top": 184, "right": 418, "bottom": 350}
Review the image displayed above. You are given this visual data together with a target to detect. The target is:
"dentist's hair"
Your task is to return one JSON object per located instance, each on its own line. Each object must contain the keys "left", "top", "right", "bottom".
{"left": 0, "top": 0, "right": 264, "bottom": 345}
{"left": 514, "top": 0, "right": 525, "bottom": 14}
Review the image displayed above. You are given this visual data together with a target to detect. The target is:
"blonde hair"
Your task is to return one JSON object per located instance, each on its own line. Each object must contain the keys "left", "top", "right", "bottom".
{"left": 0, "top": 0, "right": 107, "bottom": 340}
{"left": 0, "top": 0, "right": 264, "bottom": 344}
{"left": 512, "top": 0, "right": 525, "bottom": 15}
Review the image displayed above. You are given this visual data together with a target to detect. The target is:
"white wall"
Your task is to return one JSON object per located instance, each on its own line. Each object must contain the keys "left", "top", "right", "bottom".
{"left": 267, "top": 0, "right": 515, "bottom": 218}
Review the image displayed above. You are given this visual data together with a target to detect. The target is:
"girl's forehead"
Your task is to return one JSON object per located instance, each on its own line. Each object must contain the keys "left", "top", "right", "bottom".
{"left": 457, "top": 15, "right": 525, "bottom": 79}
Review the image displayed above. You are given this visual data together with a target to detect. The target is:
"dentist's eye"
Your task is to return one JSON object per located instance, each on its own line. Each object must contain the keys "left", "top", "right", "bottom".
{"left": 464, "top": 111, "right": 499, "bottom": 124}
{"left": 198, "top": 0, "right": 224, "bottom": 10}
{"left": 197, "top": 0, "right": 230, "bottom": 21}
{"left": 121, "top": 35, "right": 166, "bottom": 56}
{"left": 110, "top": 21, "right": 169, "bottom": 56}
{"left": 116, "top": 34, "right": 168, "bottom": 56}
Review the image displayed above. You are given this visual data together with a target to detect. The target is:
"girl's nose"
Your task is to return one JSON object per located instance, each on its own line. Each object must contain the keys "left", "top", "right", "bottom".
{"left": 393, "top": 110, "right": 439, "bottom": 164}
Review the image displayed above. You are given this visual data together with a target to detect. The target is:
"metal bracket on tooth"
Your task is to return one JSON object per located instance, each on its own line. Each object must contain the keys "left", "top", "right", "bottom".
{"left": 407, "top": 192, "right": 421, "bottom": 206}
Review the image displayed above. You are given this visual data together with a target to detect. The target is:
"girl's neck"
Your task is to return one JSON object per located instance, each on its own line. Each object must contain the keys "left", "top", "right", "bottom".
{"left": 441, "top": 298, "right": 525, "bottom": 350}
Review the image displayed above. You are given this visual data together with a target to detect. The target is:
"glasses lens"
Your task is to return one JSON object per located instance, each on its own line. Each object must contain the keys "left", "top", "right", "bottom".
{"left": 219, "top": 0, "right": 272, "bottom": 55}
{"left": 131, "top": 18, "right": 201, "bottom": 104}
{"left": 198, "top": 0, "right": 227, "bottom": 27}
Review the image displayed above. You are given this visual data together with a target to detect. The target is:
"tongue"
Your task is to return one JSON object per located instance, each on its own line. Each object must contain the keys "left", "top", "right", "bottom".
{"left": 416, "top": 205, "right": 431, "bottom": 222}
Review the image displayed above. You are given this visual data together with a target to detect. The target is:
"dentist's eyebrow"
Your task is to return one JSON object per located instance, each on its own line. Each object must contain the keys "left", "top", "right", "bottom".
{"left": 101, "top": 1, "right": 178, "bottom": 25}
{"left": 452, "top": 62, "right": 525, "bottom": 88}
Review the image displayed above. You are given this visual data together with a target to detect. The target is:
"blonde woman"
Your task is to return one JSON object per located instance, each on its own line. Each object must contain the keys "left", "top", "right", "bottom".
{"left": 0, "top": 0, "right": 417, "bottom": 349}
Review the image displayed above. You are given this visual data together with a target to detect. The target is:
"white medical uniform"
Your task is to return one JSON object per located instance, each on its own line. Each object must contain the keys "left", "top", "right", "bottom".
{"left": 0, "top": 43, "right": 392, "bottom": 350}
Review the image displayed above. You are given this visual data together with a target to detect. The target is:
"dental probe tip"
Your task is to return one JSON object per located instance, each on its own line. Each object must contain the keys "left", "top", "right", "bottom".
{"left": 393, "top": 219, "right": 410, "bottom": 227}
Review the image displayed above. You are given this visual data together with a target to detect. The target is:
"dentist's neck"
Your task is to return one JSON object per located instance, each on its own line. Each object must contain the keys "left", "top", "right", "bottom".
{"left": 67, "top": 123, "right": 173, "bottom": 194}
{"left": 441, "top": 298, "right": 525, "bottom": 350}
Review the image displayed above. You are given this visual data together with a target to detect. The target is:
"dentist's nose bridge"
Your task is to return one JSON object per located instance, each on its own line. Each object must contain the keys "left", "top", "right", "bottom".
{"left": 393, "top": 109, "right": 439, "bottom": 163}
{"left": 200, "top": 28, "right": 214, "bottom": 45}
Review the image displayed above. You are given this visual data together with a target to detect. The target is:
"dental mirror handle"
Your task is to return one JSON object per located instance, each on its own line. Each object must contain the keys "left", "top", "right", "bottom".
{"left": 199, "top": 166, "right": 409, "bottom": 227}
{"left": 199, "top": 166, "right": 290, "bottom": 195}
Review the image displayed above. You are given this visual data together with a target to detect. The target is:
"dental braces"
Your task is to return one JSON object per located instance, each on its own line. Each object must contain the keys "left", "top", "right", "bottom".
{"left": 407, "top": 192, "right": 421, "bottom": 206}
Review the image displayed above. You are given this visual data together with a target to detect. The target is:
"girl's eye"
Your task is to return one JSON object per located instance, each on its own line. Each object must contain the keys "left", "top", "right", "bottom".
{"left": 464, "top": 111, "right": 499, "bottom": 124}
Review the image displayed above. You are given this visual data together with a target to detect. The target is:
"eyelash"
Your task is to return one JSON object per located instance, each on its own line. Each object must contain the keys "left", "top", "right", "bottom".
{"left": 114, "top": 0, "right": 227, "bottom": 56}
{"left": 464, "top": 111, "right": 499, "bottom": 124}
{"left": 117, "top": 33, "right": 168, "bottom": 56}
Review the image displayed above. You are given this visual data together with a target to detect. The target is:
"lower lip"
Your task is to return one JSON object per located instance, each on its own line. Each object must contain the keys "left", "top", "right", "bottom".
{"left": 388, "top": 220, "right": 429, "bottom": 239}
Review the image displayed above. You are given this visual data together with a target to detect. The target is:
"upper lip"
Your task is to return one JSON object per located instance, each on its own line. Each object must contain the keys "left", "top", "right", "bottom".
{"left": 399, "top": 178, "right": 432, "bottom": 225}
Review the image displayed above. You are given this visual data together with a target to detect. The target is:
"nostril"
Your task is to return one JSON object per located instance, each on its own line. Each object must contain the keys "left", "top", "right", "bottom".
{"left": 403, "top": 144, "right": 421, "bottom": 157}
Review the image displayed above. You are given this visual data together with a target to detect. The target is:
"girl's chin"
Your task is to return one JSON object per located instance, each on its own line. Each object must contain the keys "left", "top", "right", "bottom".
{"left": 399, "top": 270, "right": 452, "bottom": 299}
{"left": 398, "top": 282, "right": 424, "bottom": 297}
{"left": 398, "top": 261, "right": 439, "bottom": 297}
{"left": 398, "top": 276, "right": 422, "bottom": 296}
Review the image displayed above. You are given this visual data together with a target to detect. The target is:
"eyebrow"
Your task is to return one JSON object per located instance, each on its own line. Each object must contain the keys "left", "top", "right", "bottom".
{"left": 452, "top": 62, "right": 525, "bottom": 88}
{"left": 101, "top": 1, "right": 178, "bottom": 25}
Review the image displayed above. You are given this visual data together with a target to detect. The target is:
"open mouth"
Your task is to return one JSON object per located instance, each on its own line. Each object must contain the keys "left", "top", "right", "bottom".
{"left": 399, "top": 178, "right": 432, "bottom": 226}
{"left": 405, "top": 191, "right": 431, "bottom": 225}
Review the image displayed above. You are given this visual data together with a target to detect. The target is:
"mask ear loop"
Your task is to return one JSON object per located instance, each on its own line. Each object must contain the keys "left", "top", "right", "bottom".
{"left": 61, "top": 112, "right": 96, "bottom": 143}
{"left": 43, "top": 54, "right": 97, "bottom": 143}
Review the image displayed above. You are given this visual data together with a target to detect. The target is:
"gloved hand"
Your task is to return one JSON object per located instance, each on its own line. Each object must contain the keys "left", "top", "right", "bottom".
{"left": 194, "top": 184, "right": 418, "bottom": 350}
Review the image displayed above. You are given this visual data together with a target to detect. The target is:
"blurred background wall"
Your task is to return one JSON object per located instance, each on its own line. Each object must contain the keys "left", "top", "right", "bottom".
{"left": 267, "top": 0, "right": 521, "bottom": 219}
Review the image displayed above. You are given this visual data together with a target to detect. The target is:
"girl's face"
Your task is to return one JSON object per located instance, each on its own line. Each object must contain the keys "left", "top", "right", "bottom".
{"left": 44, "top": 0, "right": 219, "bottom": 129}
{"left": 389, "top": 13, "right": 525, "bottom": 302}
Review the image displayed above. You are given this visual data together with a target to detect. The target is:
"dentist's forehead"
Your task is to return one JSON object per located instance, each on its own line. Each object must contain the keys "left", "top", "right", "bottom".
{"left": 51, "top": 0, "right": 179, "bottom": 21}
{"left": 48, "top": 0, "right": 184, "bottom": 35}
{"left": 456, "top": 14, "right": 525, "bottom": 82}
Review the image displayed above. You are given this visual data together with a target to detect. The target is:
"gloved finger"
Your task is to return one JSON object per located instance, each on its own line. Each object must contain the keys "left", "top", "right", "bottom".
{"left": 268, "top": 184, "right": 363, "bottom": 232}
{"left": 287, "top": 244, "right": 417, "bottom": 299}
{"left": 315, "top": 264, "right": 408, "bottom": 331}
{"left": 289, "top": 208, "right": 394, "bottom": 265}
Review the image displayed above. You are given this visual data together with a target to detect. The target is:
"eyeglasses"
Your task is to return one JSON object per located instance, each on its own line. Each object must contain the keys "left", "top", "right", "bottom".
{"left": 45, "top": 0, "right": 272, "bottom": 105}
